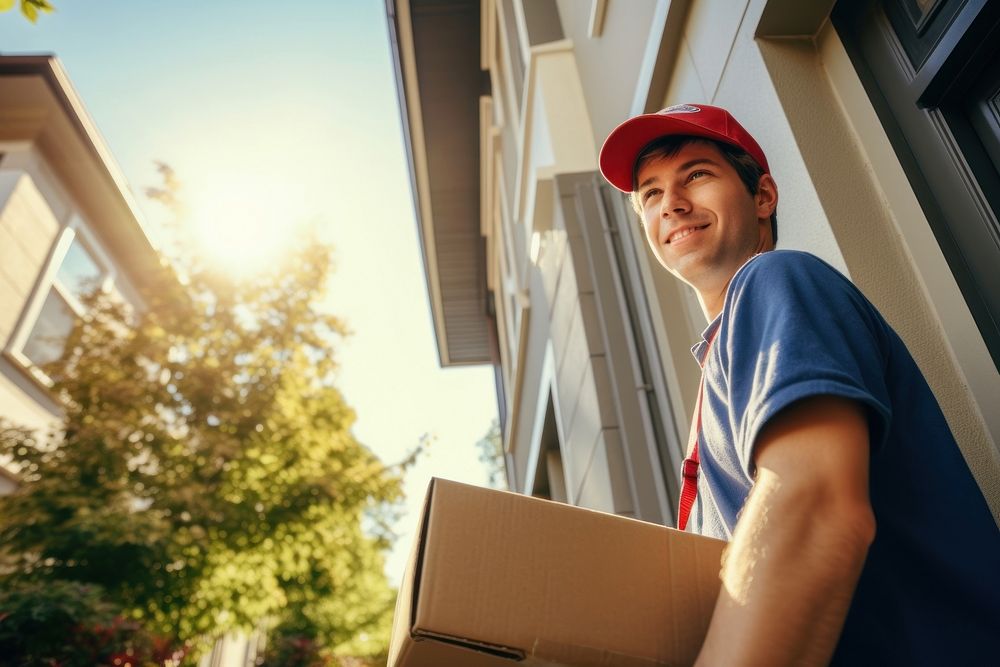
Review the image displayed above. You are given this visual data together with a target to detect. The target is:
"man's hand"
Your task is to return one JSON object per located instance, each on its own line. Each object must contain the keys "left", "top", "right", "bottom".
{"left": 695, "top": 395, "right": 875, "bottom": 667}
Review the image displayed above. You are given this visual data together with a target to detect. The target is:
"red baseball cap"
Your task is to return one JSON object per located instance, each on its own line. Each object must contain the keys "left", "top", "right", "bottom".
{"left": 599, "top": 103, "right": 769, "bottom": 193}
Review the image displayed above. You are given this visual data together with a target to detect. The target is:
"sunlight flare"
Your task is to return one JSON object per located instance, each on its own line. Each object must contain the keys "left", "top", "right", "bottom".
{"left": 186, "top": 174, "right": 308, "bottom": 277}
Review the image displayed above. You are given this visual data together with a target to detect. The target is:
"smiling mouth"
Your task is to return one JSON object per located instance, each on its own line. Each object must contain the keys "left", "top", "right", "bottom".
{"left": 667, "top": 224, "right": 710, "bottom": 244}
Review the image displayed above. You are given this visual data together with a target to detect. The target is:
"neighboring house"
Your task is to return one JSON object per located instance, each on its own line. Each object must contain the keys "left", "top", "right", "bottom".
{"left": 386, "top": 0, "right": 1000, "bottom": 525}
{"left": 0, "top": 54, "right": 163, "bottom": 483}
{"left": 0, "top": 54, "right": 258, "bottom": 667}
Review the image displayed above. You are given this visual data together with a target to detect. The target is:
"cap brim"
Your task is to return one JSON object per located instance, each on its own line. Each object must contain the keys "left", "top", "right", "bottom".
{"left": 599, "top": 114, "right": 739, "bottom": 193}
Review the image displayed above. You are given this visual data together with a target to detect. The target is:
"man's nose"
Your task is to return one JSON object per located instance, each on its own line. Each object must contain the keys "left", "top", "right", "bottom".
{"left": 660, "top": 188, "right": 691, "bottom": 217}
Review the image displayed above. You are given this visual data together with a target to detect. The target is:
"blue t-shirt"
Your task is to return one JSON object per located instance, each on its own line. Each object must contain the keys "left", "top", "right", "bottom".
{"left": 688, "top": 250, "right": 1000, "bottom": 665}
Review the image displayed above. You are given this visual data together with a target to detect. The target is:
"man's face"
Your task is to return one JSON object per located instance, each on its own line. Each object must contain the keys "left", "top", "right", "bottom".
{"left": 635, "top": 141, "right": 775, "bottom": 295}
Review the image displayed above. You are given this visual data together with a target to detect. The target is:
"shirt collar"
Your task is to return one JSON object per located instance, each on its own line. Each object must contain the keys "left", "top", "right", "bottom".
{"left": 690, "top": 314, "right": 722, "bottom": 367}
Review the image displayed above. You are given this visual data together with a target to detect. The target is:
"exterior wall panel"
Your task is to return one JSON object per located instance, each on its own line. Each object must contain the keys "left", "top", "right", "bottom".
{"left": 563, "top": 367, "right": 603, "bottom": 501}
{"left": 555, "top": 0, "right": 659, "bottom": 145}
{"left": 575, "top": 430, "right": 615, "bottom": 513}
{"left": 683, "top": 0, "right": 751, "bottom": 99}
{"left": 662, "top": 36, "right": 709, "bottom": 105}
{"left": 508, "top": 268, "right": 553, "bottom": 488}
{"left": 596, "top": 427, "right": 634, "bottom": 515}
{"left": 0, "top": 367, "right": 59, "bottom": 432}
{"left": 0, "top": 173, "right": 60, "bottom": 345}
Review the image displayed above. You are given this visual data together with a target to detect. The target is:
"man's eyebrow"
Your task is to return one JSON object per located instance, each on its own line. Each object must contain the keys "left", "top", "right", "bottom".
{"left": 678, "top": 157, "right": 722, "bottom": 172}
{"left": 636, "top": 158, "right": 723, "bottom": 191}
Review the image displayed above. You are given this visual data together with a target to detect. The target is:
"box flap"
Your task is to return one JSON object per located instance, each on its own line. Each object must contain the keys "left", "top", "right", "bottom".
{"left": 391, "top": 635, "right": 523, "bottom": 667}
{"left": 386, "top": 478, "right": 436, "bottom": 667}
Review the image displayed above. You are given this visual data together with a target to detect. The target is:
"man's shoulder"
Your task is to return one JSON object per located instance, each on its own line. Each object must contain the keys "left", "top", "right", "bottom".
{"left": 734, "top": 249, "right": 842, "bottom": 285}
{"left": 723, "top": 250, "right": 863, "bottom": 325}
{"left": 729, "top": 250, "right": 853, "bottom": 301}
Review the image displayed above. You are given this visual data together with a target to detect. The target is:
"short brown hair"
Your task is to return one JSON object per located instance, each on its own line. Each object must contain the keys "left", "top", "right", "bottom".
{"left": 629, "top": 135, "right": 777, "bottom": 244}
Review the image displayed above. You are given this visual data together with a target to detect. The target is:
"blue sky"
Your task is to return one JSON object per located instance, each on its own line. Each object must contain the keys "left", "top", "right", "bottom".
{"left": 0, "top": 0, "right": 499, "bottom": 584}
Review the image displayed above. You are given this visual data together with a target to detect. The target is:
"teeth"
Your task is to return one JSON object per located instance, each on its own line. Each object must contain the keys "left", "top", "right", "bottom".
{"left": 668, "top": 225, "right": 704, "bottom": 243}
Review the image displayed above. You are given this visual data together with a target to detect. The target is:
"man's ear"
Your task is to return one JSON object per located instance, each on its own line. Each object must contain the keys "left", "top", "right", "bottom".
{"left": 756, "top": 174, "right": 778, "bottom": 219}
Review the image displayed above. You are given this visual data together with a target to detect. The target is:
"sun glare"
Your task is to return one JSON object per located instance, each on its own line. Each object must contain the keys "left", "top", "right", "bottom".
{"left": 186, "top": 175, "right": 308, "bottom": 278}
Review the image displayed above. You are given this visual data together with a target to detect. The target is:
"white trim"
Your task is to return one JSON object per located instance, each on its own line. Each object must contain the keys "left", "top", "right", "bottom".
{"left": 479, "top": 96, "right": 496, "bottom": 239}
{"left": 494, "top": 0, "right": 523, "bottom": 138}
{"left": 630, "top": 0, "right": 689, "bottom": 117}
{"left": 520, "top": 340, "right": 574, "bottom": 503}
{"left": 502, "top": 296, "right": 531, "bottom": 456}
{"left": 513, "top": 38, "right": 580, "bottom": 232}
{"left": 489, "top": 30, "right": 508, "bottom": 132}
{"left": 490, "top": 230, "right": 513, "bottom": 402}
{"left": 588, "top": 0, "right": 609, "bottom": 38}
{"left": 5, "top": 226, "right": 75, "bottom": 361}
{"left": 496, "top": 164, "right": 519, "bottom": 293}
{"left": 511, "top": 0, "right": 532, "bottom": 67}
{"left": 4, "top": 212, "right": 122, "bottom": 390}
{"left": 522, "top": 341, "right": 554, "bottom": 495}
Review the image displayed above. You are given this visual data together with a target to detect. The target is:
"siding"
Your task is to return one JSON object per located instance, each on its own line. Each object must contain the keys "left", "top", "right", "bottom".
{"left": 0, "top": 171, "right": 60, "bottom": 347}
{"left": 545, "top": 176, "right": 634, "bottom": 516}
{"left": 0, "top": 170, "right": 63, "bottom": 430}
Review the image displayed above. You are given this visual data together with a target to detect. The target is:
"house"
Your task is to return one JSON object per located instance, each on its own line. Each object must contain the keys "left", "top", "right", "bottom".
{"left": 0, "top": 54, "right": 165, "bottom": 488}
{"left": 0, "top": 54, "right": 259, "bottom": 667}
{"left": 386, "top": 0, "right": 1000, "bottom": 524}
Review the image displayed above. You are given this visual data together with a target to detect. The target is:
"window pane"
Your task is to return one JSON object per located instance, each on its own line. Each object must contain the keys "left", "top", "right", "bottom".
{"left": 22, "top": 289, "right": 75, "bottom": 367}
{"left": 57, "top": 237, "right": 103, "bottom": 301}
{"left": 906, "top": 0, "right": 942, "bottom": 23}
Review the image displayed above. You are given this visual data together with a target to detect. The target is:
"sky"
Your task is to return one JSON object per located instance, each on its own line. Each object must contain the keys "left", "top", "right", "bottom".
{"left": 0, "top": 0, "right": 499, "bottom": 584}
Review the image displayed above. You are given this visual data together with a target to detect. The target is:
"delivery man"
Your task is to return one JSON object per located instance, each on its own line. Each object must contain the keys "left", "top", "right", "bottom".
{"left": 599, "top": 104, "right": 1000, "bottom": 666}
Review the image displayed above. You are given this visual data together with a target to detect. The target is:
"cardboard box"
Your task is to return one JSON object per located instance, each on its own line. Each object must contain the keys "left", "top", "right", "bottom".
{"left": 388, "top": 478, "right": 726, "bottom": 667}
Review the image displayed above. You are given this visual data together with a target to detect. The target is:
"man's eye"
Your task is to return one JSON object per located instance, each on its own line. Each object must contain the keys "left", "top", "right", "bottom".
{"left": 688, "top": 170, "right": 709, "bottom": 181}
{"left": 642, "top": 188, "right": 661, "bottom": 203}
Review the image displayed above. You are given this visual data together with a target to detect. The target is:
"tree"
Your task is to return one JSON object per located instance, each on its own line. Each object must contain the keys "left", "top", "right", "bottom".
{"left": 475, "top": 419, "right": 506, "bottom": 490}
{"left": 0, "top": 0, "right": 55, "bottom": 23}
{"left": 0, "top": 167, "right": 405, "bottom": 662}
{"left": 0, "top": 580, "right": 185, "bottom": 667}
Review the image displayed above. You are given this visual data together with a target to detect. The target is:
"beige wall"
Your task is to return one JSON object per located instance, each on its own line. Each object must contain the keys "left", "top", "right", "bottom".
{"left": 555, "top": 0, "right": 659, "bottom": 147}
{"left": 0, "top": 166, "right": 65, "bottom": 431}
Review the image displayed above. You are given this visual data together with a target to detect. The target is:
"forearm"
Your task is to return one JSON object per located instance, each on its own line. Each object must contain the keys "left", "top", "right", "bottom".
{"left": 696, "top": 468, "right": 874, "bottom": 666}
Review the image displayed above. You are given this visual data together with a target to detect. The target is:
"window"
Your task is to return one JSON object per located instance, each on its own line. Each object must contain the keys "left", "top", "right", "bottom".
{"left": 8, "top": 220, "right": 114, "bottom": 383}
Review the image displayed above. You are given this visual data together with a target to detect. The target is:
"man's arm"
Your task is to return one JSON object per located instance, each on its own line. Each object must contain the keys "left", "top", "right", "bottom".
{"left": 695, "top": 395, "right": 875, "bottom": 667}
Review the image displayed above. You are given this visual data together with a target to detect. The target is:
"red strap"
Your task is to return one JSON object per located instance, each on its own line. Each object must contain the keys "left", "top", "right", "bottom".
{"left": 677, "top": 329, "right": 717, "bottom": 531}
{"left": 677, "top": 442, "right": 700, "bottom": 531}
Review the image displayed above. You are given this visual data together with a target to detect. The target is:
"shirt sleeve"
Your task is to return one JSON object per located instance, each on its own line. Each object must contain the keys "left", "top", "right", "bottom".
{"left": 710, "top": 251, "right": 893, "bottom": 478}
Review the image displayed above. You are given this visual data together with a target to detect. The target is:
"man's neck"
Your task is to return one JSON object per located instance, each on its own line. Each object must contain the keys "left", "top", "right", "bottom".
{"left": 696, "top": 246, "right": 774, "bottom": 320}
{"left": 698, "top": 287, "right": 728, "bottom": 322}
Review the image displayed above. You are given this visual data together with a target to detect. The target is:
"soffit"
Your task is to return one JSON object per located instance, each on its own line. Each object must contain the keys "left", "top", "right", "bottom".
{"left": 390, "top": 0, "right": 491, "bottom": 366}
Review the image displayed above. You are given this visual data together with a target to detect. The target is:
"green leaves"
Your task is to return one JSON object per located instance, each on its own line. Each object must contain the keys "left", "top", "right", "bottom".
{"left": 0, "top": 0, "right": 56, "bottom": 23}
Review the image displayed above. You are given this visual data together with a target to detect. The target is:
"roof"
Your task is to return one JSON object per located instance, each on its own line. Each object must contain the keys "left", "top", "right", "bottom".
{"left": 0, "top": 54, "right": 170, "bottom": 293}
{"left": 386, "top": 0, "right": 492, "bottom": 366}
